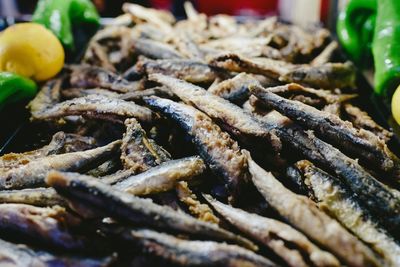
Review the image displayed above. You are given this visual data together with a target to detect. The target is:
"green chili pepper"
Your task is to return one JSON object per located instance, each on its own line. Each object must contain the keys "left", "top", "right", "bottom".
{"left": 0, "top": 72, "right": 38, "bottom": 110}
{"left": 336, "top": 0, "right": 376, "bottom": 66}
{"left": 32, "top": 0, "right": 100, "bottom": 51}
{"left": 372, "top": 0, "right": 400, "bottom": 99}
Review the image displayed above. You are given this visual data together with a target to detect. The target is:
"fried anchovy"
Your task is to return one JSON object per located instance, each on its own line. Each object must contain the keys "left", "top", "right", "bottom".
{"left": 279, "top": 61, "right": 356, "bottom": 89}
{"left": 62, "top": 88, "right": 121, "bottom": 99}
{"left": 0, "top": 188, "right": 66, "bottom": 207}
{"left": 0, "top": 204, "right": 89, "bottom": 250}
{"left": 265, "top": 83, "right": 357, "bottom": 106}
{"left": 86, "top": 156, "right": 121, "bottom": 177}
{"left": 0, "top": 131, "right": 67, "bottom": 170}
{"left": 144, "top": 96, "right": 249, "bottom": 202}
{"left": 82, "top": 41, "right": 117, "bottom": 72}
{"left": 46, "top": 171, "right": 257, "bottom": 250}
{"left": 119, "top": 87, "right": 176, "bottom": 101}
{"left": 310, "top": 41, "right": 338, "bottom": 66}
{"left": 0, "top": 140, "right": 121, "bottom": 190}
{"left": 132, "top": 38, "right": 184, "bottom": 59}
{"left": 31, "top": 95, "right": 155, "bottom": 123}
{"left": 205, "top": 195, "right": 341, "bottom": 267}
{"left": 122, "top": 3, "right": 174, "bottom": 33}
{"left": 28, "top": 77, "right": 62, "bottom": 114}
{"left": 113, "top": 228, "right": 276, "bottom": 267}
{"left": 203, "top": 37, "right": 282, "bottom": 59}
{"left": 62, "top": 133, "right": 97, "bottom": 153}
{"left": 136, "top": 58, "right": 219, "bottom": 83}
{"left": 147, "top": 74, "right": 280, "bottom": 151}
{"left": 322, "top": 102, "right": 342, "bottom": 116}
{"left": 343, "top": 103, "right": 393, "bottom": 142}
{"left": 209, "top": 53, "right": 356, "bottom": 89}
{"left": 0, "top": 132, "right": 96, "bottom": 169}
{"left": 176, "top": 181, "right": 220, "bottom": 224}
{"left": 171, "top": 32, "right": 204, "bottom": 60}
{"left": 285, "top": 166, "right": 311, "bottom": 197}
{"left": 131, "top": 22, "right": 169, "bottom": 42}
{"left": 258, "top": 111, "right": 400, "bottom": 234}
{"left": 68, "top": 65, "right": 141, "bottom": 93}
{"left": 246, "top": 152, "right": 382, "bottom": 267}
{"left": 296, "top": 160, "right": 400, "bottom": 267}
{"left": 0, "top": 238, "right": 113, "bottom": 267}
{"left": 251, "top": 84, "right": 399, "bottom": 176}
{"left": 121, "top": 118, "right": 171, "bottom": 171}
{"left": 208, "top": 73, "right": 261, "bottom": 104}
{"left": 114, "top": 156, "right": 206, "bottom": 195}
{"left": 208, "top": 53, "right": 292, "bottom": 79}
{"left": 100, "top": 169, "right": 136, "bottom": 185}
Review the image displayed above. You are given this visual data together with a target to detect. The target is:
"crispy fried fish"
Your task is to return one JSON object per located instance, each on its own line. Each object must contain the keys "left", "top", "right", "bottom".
{"left": 62, "top": 88, "right": 121, "bottom": 100}
{"left": 208, "top": 53, "right": 291, "bottom": 79}
{"left": 60, "top": 133, "right": 97, "bottom": 153}
{"left": 111, "top": 228, "right": 277, "bottom": 267}
{"left": 0, "top": 238, "right": 113, "bottom": 267}
{"left": 27, "top": 77, "right": 62, "bottom": 115}
{"left": 100, "top": 169, "right": 136, "bottom": 185}
{"left": 176, "top": 181, "right": 220, "bottom": 224}
{"left": 0, "top": 204, "right": 88, "bottom": 250}
{"left": 171, "top": 32, "right": 204, "bottom": 60}
{"left": 132, "top": 38, "right": 184, "bottom": 59}
{"left": 204, "top": 195, "right": 341, "bottom": 267}
{"left": 343, "top": 103, "right": 393, "bottom": 142}
{"left": 246, "top": 151, "right": 382, "bottom": 267}
{"left": 122, "top": 3, "right": 174, "bottom": 33}
{"left": 257, "top": 111, "right": 400, "bottom": 233}
{"left": 279, "top": 61, "right": 356, "bottom": 89}
{"left": 63, "top": 87, "right": 176, "bottom": 102}
{"left": 86, "top": 157, "right": 121, "bottom": 177}
{"left": 68, "top": 65, "right": 141, "bottom": 93}
{"left": 0, "top": 131, "right": 68, "bottom": 170}
{"left": 46, "top": 171, "right": 257, "bottom": 250}
{"left": 136, "top": 58, "right": 220, "bottom": 83}
{"left": 202, "top": 37, "right": 282, "bottom": 59}
{"left": 0, "top": 188, "right": 66, "bottom": 207}
{"left": 208, "top": 73, "right": 262, "bottom": 104}
{"left": 119, "top": 87, "right": 176, "bottom": 101}
{"left": 296, "top": 160, "right": 400, "bottom": 267}
{"left": 310, "top": 41, "right": 338, "bottom": 66}
{"left": 143, "top": 96, "right": 249, "bottom": 202}
{"left": 147, "top": 74, "right": 280, "bottom": 151}
{"left": 0, "top": 140, "right": 121, "bottom": 190}
{"left": 265, "top": 83, "right": 357, "bottom": 107}
{"left": 114, "top": 156, "right": 206, "bottom": 195}
{"left": 0, "top": 131, "right": 97, "bottom": 168}
{"left": 251, "top": 84, "right": 399, "bottom": 176}
{"left": 82, "top": 41, "right": 117, "bottom": 72}
{"left": 209, "top": 53, "right": 355, "bottom": 89}
{"left": 31, "top": 95, "right": 156, "bottom": 123}
{"left": 121, "top": 118, "right": 171, "bottom": 171}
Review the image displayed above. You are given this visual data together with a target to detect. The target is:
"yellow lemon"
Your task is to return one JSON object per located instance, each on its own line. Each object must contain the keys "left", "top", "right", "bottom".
{"left": 392, "top": 84, "right": 400, "bottom": 125}
{"left": 0, "top": 22, "right": 64, "bottom": 81}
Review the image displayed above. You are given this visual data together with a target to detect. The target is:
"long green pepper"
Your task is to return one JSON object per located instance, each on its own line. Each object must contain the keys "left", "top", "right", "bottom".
{"left": 336, "top": 0, "right": 376, "bottom": 66}
{"left": 0, "top": 72, "right": 37, "bottom": 110}
{"left": 372, "top": 0, "right": 400, "bottom": 99}
{"left": 32, "top": 0, "right": 100, "bottom": 51}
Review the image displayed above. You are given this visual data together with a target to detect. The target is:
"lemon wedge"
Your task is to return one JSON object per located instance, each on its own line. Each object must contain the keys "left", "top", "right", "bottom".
{"left": 0, "top": 22, "right": 65, "bottom": 81}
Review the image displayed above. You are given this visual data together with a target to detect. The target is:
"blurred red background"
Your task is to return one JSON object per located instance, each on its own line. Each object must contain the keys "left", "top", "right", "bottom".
{"left": 12, "top": 0, "right": 330, "bottom": 24}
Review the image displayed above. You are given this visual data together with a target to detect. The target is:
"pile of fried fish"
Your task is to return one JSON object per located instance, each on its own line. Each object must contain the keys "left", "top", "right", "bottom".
{"left": 0, "top": 3, "right": 400, "bottom": 267}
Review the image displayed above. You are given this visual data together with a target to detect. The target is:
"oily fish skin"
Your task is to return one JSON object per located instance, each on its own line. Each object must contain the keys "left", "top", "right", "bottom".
{"left": 0, "top": 23, "right": 64, "bottom": 81}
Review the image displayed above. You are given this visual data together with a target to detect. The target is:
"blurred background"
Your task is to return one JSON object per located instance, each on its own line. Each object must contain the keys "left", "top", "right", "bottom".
{"left": 1, "top": 0, "right": 342, "bottom": 29}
